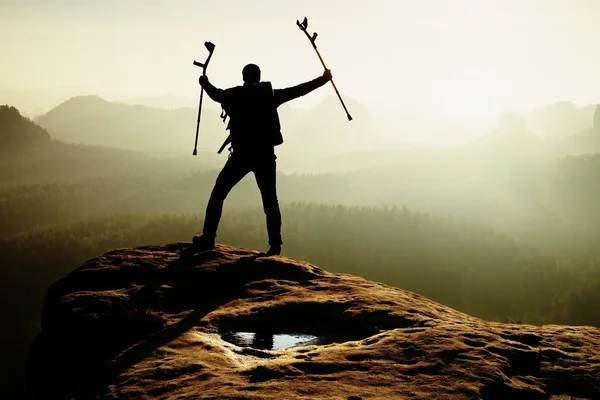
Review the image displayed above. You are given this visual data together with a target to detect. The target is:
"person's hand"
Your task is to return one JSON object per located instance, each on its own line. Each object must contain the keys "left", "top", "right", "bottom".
{"left": 199, "top": 75, "right": 208, "bottom": 87}
{"left": 322, "top": 69, "right": 332, "bottom": 81}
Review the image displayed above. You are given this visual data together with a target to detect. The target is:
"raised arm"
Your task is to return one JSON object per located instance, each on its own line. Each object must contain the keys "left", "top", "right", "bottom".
{"left": 199, "top": 75, "right": 227, "bottom": 103}
{"left": 274, "top": 70, "right": 332, "bottom": 107}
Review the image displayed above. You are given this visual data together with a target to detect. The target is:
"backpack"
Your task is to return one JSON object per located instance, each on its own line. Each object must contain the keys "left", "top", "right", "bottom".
{"left": 218, "top": 82, "right": 283, "bottom": 153}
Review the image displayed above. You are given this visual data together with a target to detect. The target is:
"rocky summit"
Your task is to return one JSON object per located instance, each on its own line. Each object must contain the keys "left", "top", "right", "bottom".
{"left": 27, "top": 243, "right": 600, "bottom": 399}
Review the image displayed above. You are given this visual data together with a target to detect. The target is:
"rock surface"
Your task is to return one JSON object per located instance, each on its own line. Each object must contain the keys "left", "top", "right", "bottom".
{"left": 28, "top": 243, "right": 600, "bottom": 399}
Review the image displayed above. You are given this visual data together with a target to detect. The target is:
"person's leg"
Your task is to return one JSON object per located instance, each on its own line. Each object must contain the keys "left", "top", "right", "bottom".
{"left": 253, "top": 154, "right": 282, "bottom": 253}
{"left": 198, "top": 155, "right": 250, "bottom": 245}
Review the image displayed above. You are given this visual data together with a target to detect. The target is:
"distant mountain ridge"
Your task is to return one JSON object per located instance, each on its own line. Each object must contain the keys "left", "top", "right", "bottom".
{"left": 0, "top": 105, "right": 51, "bottom": 155}
{"left": 34, "top": 94, "right": 378, "bottom": 159}
{"left": 33, "top": 92, "right": 600, "bottom": 175}
{"left": 35, "top": 95, "right": 228, "bottom": 154}
{"left": 526, "top": 101, "right": 597, "bottom": 138}
{"left": 0, "top": 104, "right": 222, "bottom": 184}
{"left": 279, "top": 95, "right": 380, "bottom": 156}
{"left": 122, "top": 93, "right": 198, "bottom": 110}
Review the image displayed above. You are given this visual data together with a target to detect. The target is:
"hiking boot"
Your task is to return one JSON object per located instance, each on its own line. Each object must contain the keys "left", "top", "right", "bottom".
{"left": 192, "top": 234, "right": 215, "bottom": 251}
{"left": 264, "top": 245, "right": 281, "bottom": 256}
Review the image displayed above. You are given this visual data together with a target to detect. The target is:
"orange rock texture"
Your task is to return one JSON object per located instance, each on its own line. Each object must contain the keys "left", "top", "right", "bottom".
{"left": 28, "top": 244, "right": 600, "bottom": 399}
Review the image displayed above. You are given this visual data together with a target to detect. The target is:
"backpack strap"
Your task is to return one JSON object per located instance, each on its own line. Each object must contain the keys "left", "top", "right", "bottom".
{"left": 217, "top": 135, "right": 232, "bottom": 154}
{"left": 216, "top": 103, "right": 231, "bottom": 154}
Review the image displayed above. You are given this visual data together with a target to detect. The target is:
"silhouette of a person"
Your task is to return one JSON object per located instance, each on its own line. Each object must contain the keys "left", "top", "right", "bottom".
{"left": 193, "top": 64, "right": 332, "bottom": 255}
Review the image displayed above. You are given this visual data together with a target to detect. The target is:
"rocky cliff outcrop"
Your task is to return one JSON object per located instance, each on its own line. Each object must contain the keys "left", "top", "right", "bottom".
{"left": 28, "top": 244, "right": 600, "bottom": 399}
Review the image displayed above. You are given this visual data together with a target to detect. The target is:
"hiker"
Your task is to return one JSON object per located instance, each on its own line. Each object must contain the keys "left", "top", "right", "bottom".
{"left": 193, "top": 64, "right": 333, "bottom": 256}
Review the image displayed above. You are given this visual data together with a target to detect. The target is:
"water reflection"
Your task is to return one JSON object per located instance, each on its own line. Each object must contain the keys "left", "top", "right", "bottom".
{"left": 221, "top": 331, "right": 321, "bottom": 350}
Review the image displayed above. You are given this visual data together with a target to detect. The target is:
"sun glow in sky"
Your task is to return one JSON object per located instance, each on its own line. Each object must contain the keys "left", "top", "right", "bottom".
{"left": 443, "top": 72, "right": 508, "bottom": 120}
{"left": 1, "top": 0, "right": 600, "bottom": 125}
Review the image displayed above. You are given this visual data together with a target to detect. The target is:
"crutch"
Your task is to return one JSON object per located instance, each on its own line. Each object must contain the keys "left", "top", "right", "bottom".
{"left": 192, "top": 41, "right": 216, "bottom": 156}
{"left": 296, "top": 17, "right": 352, "bottom": 121}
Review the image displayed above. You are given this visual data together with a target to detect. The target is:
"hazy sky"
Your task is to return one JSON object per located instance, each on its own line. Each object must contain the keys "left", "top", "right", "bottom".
{"left": 2, "top": 0, "right": 600, "bottom": 120}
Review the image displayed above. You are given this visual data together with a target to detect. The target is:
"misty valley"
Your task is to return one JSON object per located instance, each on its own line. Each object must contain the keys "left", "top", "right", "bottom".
{"left": 1, "top": 98, "right": 600, "bottom": 398}
{"left": 6, "top": 1, "right": 600, "bottom": 397}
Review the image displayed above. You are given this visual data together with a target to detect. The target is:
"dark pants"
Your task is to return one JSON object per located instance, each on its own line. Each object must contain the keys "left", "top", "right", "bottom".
{"left": 202, "top": 152, "right": 282, "bottom": 247}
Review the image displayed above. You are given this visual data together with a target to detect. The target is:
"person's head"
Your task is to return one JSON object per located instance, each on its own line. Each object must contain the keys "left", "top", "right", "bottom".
{"left": 242, "top": 64, "right": 261, "bottom": 84}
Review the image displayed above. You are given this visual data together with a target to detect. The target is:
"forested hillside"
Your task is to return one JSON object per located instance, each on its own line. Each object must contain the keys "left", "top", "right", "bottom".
{"left": 0, "top": 105, "right": 51, "bottom": 155}
{"left": 3, "top": 104, "right": 600, "bottom": 398}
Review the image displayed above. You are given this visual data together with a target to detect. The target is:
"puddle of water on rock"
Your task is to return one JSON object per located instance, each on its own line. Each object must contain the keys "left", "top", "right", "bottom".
{"left": 220, "top": 331, "right": 320, "bottom": 350}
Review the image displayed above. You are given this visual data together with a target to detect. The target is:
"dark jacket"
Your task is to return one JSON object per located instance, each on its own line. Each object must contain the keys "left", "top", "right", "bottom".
{"left": 202, "top": 76, "right": 328, "bottom": 154}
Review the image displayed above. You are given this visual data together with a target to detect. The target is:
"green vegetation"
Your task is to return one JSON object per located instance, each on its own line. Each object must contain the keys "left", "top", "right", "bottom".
{"left": 0, "top": 105, "right": 50, "bottom": 155}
